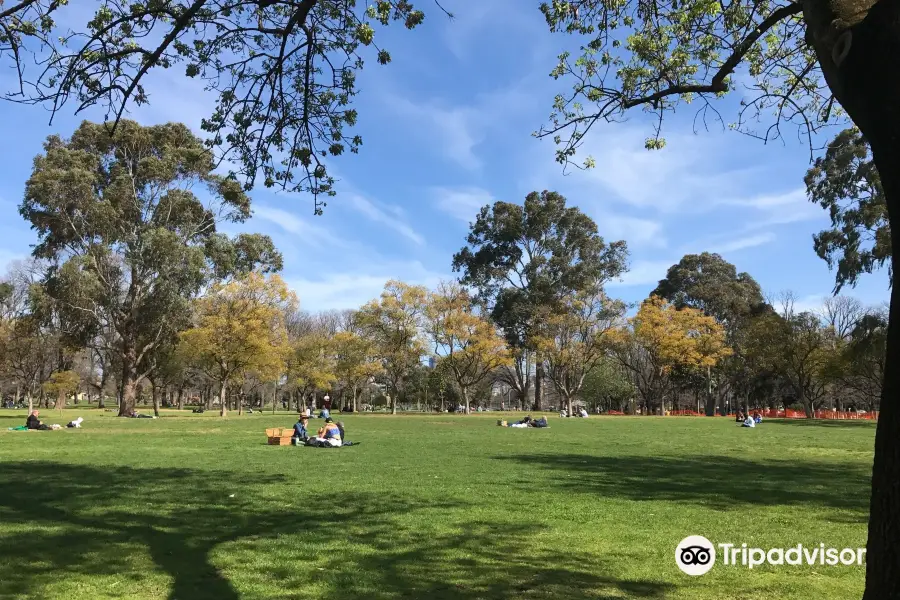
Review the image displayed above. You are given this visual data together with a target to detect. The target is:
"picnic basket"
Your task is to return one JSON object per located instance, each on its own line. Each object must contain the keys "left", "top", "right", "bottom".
{"left": 266, "top": 428, "right": 293, "bottom": 446}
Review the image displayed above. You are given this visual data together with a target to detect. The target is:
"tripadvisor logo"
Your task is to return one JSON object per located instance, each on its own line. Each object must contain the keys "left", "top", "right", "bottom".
{"left": 675, "top": 536, "right": 866, "bottom": 575}
{"left": 675, "top": 535, "right": 716, "bottom": 576}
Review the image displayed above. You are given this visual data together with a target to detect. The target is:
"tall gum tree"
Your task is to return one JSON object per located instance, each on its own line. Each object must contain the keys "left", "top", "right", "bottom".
{"left": 538, "top": 3, "right": 900, "bottom": 592}
{"left": 21, "top": 120, "right": 281, "bottom": 416}
{"left": 452, "top": 190, "right": 628, "bottom": 411}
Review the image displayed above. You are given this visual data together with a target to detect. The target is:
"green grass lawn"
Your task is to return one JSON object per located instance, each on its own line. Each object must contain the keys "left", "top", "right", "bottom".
{"left": 0, "top": 409, "right": 874, "bottom": 600}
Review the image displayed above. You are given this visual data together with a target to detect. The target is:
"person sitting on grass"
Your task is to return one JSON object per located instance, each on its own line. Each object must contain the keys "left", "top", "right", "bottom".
{"left": 307, "top": 417, "right": 342, "bottom": 447}
{"left": 578, "top": 407, "right": 589, "bottom": 418}
{"left": 753, "top": 412, "right": 763, "bottom": 424}
{"left": 292, "top": 416, "right": 309, "bottom": 445}
{"left": 741, "top": 414, "right": 756, "bottom": 428}
{"left": 26, "top": 410, "right": 50, "bottom": 430}
{"left": 735, "top": 410, "right": 745, "bottom": 423}
{"left": 532, "top": 416, "right": 549, "bottom": 428}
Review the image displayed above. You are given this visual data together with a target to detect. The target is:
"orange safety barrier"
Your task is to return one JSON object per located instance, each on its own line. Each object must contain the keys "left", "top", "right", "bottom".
{"left": 598, "top": 408, "right": 878, "bottom": 420}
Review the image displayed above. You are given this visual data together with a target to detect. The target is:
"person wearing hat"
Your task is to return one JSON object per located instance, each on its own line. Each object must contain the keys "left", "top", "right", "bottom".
{"left": 292, "top": 415, "right": 309, "bottom": 445}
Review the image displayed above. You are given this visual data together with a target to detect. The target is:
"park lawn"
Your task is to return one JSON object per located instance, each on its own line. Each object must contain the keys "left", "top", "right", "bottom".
{"left": 0, "top": 410, "right": 873, "bottom": 600}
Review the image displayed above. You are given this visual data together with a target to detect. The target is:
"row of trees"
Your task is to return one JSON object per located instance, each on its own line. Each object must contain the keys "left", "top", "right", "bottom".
{"left": 3, "top": 156, "right": 883, "bottom": 421}
{"left": 2, "top": 2, "right": 896, "bottom": 591}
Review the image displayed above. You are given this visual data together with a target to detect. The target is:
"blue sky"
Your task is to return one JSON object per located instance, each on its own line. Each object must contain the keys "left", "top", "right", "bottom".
{"left": 0, "top": 1, "right": 890, "bottom": 313}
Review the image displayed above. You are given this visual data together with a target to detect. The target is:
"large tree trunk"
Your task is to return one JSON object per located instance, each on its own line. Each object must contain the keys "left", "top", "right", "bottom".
{"left": 151, "top": 384, "right": 160, "bottom": 417}
{"left": 117, "top": 349, "right": 140, "bottom": 416}
{"left": 219, "top": 382, "right": 228, "bottom": 417}
{"left": 802, "top": 4, "right": 900, "bottom": 597}
{"left": 566, "top": 394, "right": 574, "bottom": 418}
{"left": 177, "top": 387, "right": 184, "bottom": 411}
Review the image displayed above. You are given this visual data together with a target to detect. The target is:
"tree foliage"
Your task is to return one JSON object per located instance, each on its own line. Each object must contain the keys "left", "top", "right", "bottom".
{"left": 652, "top": 252, "right": 768, "bottom": 331}
{"left": 805, "top": 128, "right": 890, "bottom": 291}
{"left": 426, "top": 281, "right": 511, "bottom": 414}
{"left": 744, "top": 298, "right": 836, "bottom": 418}
{"left": 0, "top": 0, "right": 449, "bottom": 213}
{"left": 357, "top": 279, "right": 428, "bottom": 414}
{"left": 178, "top": 272, "right": 293, "bottom": 416}
{"left": 21, "top": 120, "right": 281, "bottom": 415}
{"left": 535, "top": 287, "right": 625, "bottom": 414}
{"left": 453, "top": 190, "right": 628, "bottom": 409}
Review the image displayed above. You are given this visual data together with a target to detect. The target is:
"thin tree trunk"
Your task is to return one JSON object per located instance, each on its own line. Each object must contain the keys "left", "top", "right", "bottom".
{"left": 219, "top": 382, "right": 228, "bottom": 417}
{"left": 352, "top": 385, "right": 358, "bottom": 413}
{"left": 535, "top": 360, "right": 544, "bottom": 411}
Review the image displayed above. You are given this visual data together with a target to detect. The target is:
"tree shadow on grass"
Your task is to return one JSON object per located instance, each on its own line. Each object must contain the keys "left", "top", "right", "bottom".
{"left": 0, "top": 462, "right": 672, "bottom": 600}
{"left": 493, "top": 454, "right": 869, "bottom": 522}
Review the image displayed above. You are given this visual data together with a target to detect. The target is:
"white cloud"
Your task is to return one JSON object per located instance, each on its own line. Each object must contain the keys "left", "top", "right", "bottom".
{"left": 381, "top": 78, "right": 535, "bottom": 171}
{"left": 252, "top": 205, "right": 335, "bottom": 245}
{"left": 287, "top": 261, "right": 447, "bottom": 312}
{"left": 708, "top": 232, "right": 776, "bottom": 254}
{"left": 527, "top": 124, "right": 757, "bottom": 214}
{"left": 345, "top": 194, "right": 425, "bottom": 245}
{"left": 597, "top": 215, "right": 666, "bottom": 248}
{"left": 431, "top": 186, "right": 495, "bottom": 223}
{"left": 609, "top": 259, "right": 674, "bottom": 288}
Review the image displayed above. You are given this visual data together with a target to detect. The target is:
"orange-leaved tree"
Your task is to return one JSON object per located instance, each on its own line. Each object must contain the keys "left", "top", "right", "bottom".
{"left": 179, "top": 272, "right": 294, "bottom": 417}
{"left": 535, "top": 288, "right": 626, "bottom": 416}
{"left": 357, "top": 280, "right": 428, "bottom": 415}
{"left": 426, "top": 281, "right": 511, "bottom": 415}
{"left": 611, "top": 296, "right": 731, "bottom": 415}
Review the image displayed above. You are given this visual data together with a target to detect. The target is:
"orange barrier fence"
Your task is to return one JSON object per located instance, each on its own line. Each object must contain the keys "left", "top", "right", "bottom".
{"left": 604, "top": 409, "right": 878, "bottom": 420}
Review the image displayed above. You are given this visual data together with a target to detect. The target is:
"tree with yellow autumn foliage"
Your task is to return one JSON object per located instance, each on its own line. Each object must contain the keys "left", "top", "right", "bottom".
{"left": 426, "top": 282, "right": 511, "bottom": 414}
{"left": 179, "top": 273, "right": 294, "bottom": 417}
{"left": 332, "top": 327, "right": 383, "bottom": 413}
{"left": 610, "top": 296, "right": 731, "bottom": 415}
{"left": 357, "top": 281, "right": 428, "bottom": 414}
{"left": 290, "top": 332, "right": 337, "bottom": 410}
{"left": 535, "top": 288, "right": 625, "bottom": 417}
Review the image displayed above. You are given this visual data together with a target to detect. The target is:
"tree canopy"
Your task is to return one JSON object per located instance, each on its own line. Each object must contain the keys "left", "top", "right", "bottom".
{"left": 806, "top": 128, "right": 890, "bottom": 291}
{"left": 0, "top": 0, "right": 452, "bottom": 213}
{"left": 20, "top": 120, "right": 281, "bottom": 415}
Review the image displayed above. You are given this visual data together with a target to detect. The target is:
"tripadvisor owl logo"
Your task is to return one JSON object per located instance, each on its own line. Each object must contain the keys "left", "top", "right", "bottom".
{"left": 675, "top": 535, "right": 716, "bottom": 576}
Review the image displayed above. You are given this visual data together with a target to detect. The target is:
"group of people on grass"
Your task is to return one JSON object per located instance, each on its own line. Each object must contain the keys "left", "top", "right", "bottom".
{"left": 736, "top": 410, "right": 763, "bottom": 428}
{"left": 559, "top": 407, "right": 590, "bottom": 418}
{"left": 502, "top": 415, "right": 549, "bottom": 428}
{"left": 22, "top": 411, "right": 83, "bottom": 430}
{"left": 291, "top": 415, "right": 356, "bottom": 447}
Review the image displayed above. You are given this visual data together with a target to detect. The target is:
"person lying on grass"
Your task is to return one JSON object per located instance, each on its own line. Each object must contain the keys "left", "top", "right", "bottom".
{"left": 506, "top": 415, "right": 549, "bottom": 428}
{"left": 26, "top": 411, "right": 51, "bottom": 430}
